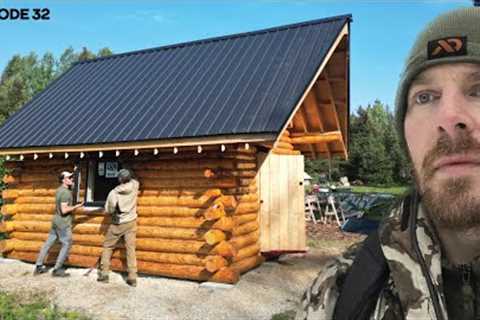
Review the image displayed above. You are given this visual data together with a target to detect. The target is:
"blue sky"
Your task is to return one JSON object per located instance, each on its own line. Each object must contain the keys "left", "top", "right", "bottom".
{"left": 0, "top": 0, "right": 472, "bottom": 113}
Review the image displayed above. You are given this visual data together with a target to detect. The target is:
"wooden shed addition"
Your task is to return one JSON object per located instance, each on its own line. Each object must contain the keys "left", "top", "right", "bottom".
{"left": 0, "top": 15, "right": 351, "bottom": 283}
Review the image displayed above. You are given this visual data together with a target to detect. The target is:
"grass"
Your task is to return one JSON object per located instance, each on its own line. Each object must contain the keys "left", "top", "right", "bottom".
{"left": 351, "top": 185, "right": 409, "bottom": 196}
{"left": 0, "top": 291, "right": 91, "bottom": 320}
{"left": 271, "top": 309, "right": 296, "bottom": 320}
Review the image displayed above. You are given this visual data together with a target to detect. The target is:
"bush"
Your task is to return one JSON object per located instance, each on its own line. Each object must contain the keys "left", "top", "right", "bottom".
{"left": 0, "top": 291, "right": 91, "bottom": 320}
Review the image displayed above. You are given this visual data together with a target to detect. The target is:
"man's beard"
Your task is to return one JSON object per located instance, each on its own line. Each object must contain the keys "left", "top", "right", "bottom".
{"left": 415, "top": 130, "right": 480, "bottom": 230}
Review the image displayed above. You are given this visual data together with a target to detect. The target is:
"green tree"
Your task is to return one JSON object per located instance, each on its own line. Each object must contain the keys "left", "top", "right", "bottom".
{"left": 57, "top": 46, "right": 78, "bottom": 75}
{"left": 344, "top": 100, "right": 405, "bottom": 185}
{"left": 97, "top": 47, "right": 113, "bottom": 57}
{"left": 78, "top": 47, "right": 95, "bottom": 61}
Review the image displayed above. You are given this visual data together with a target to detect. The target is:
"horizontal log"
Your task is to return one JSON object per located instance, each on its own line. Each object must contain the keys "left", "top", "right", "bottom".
{"left": 233, "top": 214, "right": 257, "bottom": 226}
{"left": 233, "top": 193, "right": 258, "bottom": 203}
{"left": 133, "top": 159, "right": 239, "bottom": 170}
{"left": 16, "top": 183, "right": 58, "bottom": 190}
{"left": 12, "top": 206, "right": 226, "bottom": 220}
{"left": 138, "top": 216, "right": 234, "bottom": 231}
{"left": 137, "top": 195, "right": 219, "bottom": 208}
{"left": 232, "top": 221, "right": 259, "bottom": 237}
{"left": 231, "top": 202, "right": 259, "bottom": 215}
{"left": 271, "top": 149, "right": 301, "bottom": 155}
{"left": 290, "top": 131, "right": 342, "bottom": 144}
{"left": 141, "top": 177, "right": 238, "bottom": 189}
{"left": 10, "top": 232, "right": 236, "bottom": 257}
{"left": 5, "top": 220, "right": 226, "bottom": 242}
{"left": 7, "top": 251, "right": 239, "bottom": 283}
{"left": 275, "top": 141, "right": 294, "bottom": 150}
{"left": 229, "top": 230, "right": 260, "bottom": 250}
{"left": 11, "top": 213, "right": 235, "bottom": 231}
{"left": 222, "top": 186, "right": 258, "bottom": 195}
{"left": 2, "top": 239, "right": 229, "bottom": 270}
{"left": 232, "top": 243, "right": 261, "bottom": 263}
{"left": 15, "top": 197, "right": 55, "bottom": 204}
{"left": 137, "top": 206, "right": 225, "bottom": 218}
{"left": 139, "top": 187, "right": 255, "bottom": 197}
{"left": 230, "top": 255, "right": 265, "bottom": 274}
{"left": 136, "top": 169, "right": 256, "bottom": 180}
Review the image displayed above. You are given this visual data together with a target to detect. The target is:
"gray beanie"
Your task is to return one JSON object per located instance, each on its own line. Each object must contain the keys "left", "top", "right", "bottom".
{"left": 118, "top": 169, "right": 132, "bottom": 183}
{"left": 395, "top": 7, "right": 480, "bottom": 148}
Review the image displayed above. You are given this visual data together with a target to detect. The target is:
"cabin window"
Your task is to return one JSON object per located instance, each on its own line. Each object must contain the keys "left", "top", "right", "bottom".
{"left": 85, "top": 159, "right": 122, "bottom": 206}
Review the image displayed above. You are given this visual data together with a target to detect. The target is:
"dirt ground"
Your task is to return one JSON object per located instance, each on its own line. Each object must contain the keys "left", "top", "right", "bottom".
{"left": 0, "top": 222, "right": 365, "bottom": 320}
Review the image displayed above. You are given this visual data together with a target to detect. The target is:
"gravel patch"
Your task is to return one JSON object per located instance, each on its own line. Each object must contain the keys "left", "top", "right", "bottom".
{"left": 0, "top": 250, "right": 332, "bottom": 320}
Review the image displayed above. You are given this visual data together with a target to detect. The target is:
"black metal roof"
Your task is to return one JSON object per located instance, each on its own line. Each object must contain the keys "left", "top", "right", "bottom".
{"left": 0, "top": 15, "right": 351, "bottom": 149}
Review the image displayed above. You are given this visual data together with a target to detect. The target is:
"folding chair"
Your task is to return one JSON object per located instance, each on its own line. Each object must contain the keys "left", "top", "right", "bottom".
{"left": 305, "top": 195, "right": 321, "bottom": 224}
{"left": 324, "top": 194, "right": 346, "bottom": 227}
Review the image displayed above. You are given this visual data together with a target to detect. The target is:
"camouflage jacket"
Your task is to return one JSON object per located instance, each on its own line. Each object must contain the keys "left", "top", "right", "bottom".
{"left": 296, "top": 197, "right": 449, "bottom": 319}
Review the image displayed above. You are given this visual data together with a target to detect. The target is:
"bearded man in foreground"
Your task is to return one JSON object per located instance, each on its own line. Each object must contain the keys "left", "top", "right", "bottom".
{"left": 297, "top": 6, "right": 480, "bottom": 320}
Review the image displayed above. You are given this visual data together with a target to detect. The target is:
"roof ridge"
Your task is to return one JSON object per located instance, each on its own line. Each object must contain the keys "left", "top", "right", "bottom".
{"left": 76, "top": 14, "right": 352, "bottom": 65}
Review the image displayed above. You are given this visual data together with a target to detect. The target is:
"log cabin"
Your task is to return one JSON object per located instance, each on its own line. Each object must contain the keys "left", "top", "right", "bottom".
{"left": 0, "top": 14, "right": 351, "bottom": 283}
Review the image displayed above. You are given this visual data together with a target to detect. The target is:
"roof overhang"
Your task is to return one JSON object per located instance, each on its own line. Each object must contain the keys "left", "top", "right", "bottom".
{"left": 0, "top": 133, "right": 276, "bottom": 157}
{"left": 274, "top": 22, "right": 350, "bottom": 160}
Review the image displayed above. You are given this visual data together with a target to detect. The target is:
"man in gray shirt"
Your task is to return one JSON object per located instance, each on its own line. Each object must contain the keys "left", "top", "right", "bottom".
{"left": 34, "top": 171, "right": 84, "bottom": 277}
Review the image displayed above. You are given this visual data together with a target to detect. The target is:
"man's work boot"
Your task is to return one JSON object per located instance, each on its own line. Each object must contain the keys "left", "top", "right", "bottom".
{"left": 33, "top": 265, "right": 48, "bottom": 276}
{"left": 97, "top": 274, "right": 109, "bottom": 283}
{"left": 52, "top": 268, "right": 70, "bottom": 277}
{"left": 126, "top": 278, "right": 137, "bottom": 287}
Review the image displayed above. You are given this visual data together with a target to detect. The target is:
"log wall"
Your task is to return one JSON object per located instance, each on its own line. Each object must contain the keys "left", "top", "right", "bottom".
{"left": 0, "top": 145, "right": 264, "bottom": 284}
{"left": 272, "top": 129, "right": 301, "bottom": 155}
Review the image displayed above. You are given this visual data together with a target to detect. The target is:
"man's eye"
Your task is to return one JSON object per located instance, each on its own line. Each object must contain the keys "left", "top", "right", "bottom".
{"left": 469, "top": 85, "right": 480, "bottom": 97}
{"left": 414, "top": 92, "right": 435, "bottom": 104}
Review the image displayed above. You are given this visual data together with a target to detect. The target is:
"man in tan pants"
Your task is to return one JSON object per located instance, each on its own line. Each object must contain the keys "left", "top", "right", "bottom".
{"left": 98, "top": 168, "right": 139, "bottom": 286}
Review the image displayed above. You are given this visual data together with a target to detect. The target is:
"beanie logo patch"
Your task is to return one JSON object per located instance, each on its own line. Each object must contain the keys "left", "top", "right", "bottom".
{"left": 428, "top": 36, "right": 467, "bottom": 60}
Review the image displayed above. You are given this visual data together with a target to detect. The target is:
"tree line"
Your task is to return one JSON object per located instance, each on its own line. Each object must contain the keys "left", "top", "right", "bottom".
{"left": 0, "top": 47, "right": 112, "bottom": 124}
{"left": 305, "top": 100, "right": 411, "bottom": 186}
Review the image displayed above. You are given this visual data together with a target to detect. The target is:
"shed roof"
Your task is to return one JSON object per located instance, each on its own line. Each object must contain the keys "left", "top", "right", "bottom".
{"left": 0, "top": 14, "right": 351, "bottom": 154}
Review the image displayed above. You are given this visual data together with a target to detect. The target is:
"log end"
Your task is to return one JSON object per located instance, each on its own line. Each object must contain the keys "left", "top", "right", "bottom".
{"left": 204, "top": 255, "right": 228, "bottom": 273}
{"left": 209, "top": 267, "right": 239, "bottom": 284}
{"left": 204, "top": 230, "right": 226, "bottom": 246}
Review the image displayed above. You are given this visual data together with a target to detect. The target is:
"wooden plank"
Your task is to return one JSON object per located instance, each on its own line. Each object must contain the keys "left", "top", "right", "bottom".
{"left": 323, "top": 71, "right": 348, "bottom": 159}
{"left": 270, "top": 154, "right": 281, "bottom": 250}
{"left": 296, "top": 108, "right": 316, "bottom": 159}
{"left": 297, "top": 156, "right": 306, "bottom": 249}
{"left": 0, "top": 133, "right": 276, "bottom": 156}
{"left": 258, "top": 153, "right": 270, "bottom": 251}
{"left": 279, "top": 156, "right": 289, "bottom": 249}
{"left": 288, "top": 156, "right": 299, "bottom": 249}
{"left": 304, "top": 90, "right": 331, "bottom": 159}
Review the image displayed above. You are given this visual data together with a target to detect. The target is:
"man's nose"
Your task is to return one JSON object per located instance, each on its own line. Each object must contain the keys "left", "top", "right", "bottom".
{"left": 436, "top": 91, "right": 473, "bottom": 137}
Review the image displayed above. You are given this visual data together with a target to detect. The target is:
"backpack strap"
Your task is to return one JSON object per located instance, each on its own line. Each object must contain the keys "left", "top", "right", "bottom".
{"left": 333, "top": 231, "right": 389, "bottom": 320}
{"left": 333, "top": 194, "right": 414, "bottom": 320}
